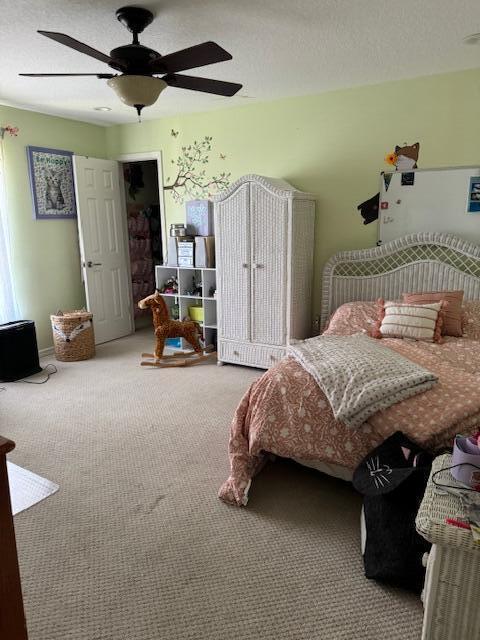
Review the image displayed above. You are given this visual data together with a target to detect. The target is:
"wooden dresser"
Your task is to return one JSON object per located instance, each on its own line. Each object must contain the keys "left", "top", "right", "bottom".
{"left": 0, "top": 436, "right": 28, "bottom": 639}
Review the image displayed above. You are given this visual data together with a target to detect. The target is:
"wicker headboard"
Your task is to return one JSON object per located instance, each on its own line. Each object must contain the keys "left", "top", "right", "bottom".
{"left": 320, "top": 232, "right": 480, "bottom": 329}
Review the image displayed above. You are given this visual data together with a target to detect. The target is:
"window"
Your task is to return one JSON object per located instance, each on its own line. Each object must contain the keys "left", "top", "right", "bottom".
{"left": 0, "top": 140, "right": 19, "bottom": 323}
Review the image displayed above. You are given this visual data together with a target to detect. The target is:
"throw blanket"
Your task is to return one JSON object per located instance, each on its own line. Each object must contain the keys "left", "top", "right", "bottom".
{"left": 288, "top": 334, "right": 438, "bottom": 429}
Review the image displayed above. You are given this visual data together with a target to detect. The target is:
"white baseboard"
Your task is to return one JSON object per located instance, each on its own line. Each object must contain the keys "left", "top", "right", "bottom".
{"left": 39, "top": 346, "right": 55, "bottom": 358}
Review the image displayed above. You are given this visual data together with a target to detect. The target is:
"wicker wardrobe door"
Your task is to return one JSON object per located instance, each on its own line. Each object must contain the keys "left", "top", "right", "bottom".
{"left": 250, "top": 182, "right": 288, "bottom": 346}
{"left": 216, "top": 183, "right": 251, "bottom": 341}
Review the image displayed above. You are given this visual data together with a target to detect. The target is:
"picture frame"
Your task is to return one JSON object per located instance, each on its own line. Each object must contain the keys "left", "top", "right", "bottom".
{"left": 26, "top": 146, "right": 77, "bottom": 219}
{"left": 467, "top": 176, "right": 480, "bottom": 214}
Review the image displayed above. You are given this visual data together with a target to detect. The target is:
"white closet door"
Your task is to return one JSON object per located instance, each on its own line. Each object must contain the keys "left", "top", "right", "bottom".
{"left": 216, "top": 183, "right": 251, "bottom": 341}
{"left": 250, "top": 183, "right": 288, "bottom": 345}
{"left": 74, "top": 156, "right": 132, "bottom": 344}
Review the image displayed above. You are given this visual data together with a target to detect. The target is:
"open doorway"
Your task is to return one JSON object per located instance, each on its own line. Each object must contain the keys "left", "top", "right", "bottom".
{"left": 120, "top": 157, "right": 164, "bottom": 330}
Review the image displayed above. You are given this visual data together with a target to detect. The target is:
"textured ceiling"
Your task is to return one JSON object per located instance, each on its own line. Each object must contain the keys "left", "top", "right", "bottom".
{"left": 2, "top": 0, "right": 480, "bottom": 126}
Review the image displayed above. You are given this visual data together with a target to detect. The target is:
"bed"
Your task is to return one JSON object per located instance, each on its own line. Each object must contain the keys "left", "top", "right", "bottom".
{"left": 219, "top": 232, "right": 480, "bottom": 506}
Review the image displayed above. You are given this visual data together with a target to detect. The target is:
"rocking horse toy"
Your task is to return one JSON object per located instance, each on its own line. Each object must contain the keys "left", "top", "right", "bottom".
{"left": 138, "top": 290, "right": 216, "bottom": 367}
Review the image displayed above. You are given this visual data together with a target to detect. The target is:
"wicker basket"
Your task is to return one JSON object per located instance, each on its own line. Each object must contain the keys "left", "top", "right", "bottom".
{"left": 50, "top": 310, "right": 95, "bottom": 362}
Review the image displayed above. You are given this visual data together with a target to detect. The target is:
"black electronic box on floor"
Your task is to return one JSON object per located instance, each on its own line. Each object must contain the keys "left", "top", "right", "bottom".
{"left": 0, "top": 320, "right": 42, "bottom": 382}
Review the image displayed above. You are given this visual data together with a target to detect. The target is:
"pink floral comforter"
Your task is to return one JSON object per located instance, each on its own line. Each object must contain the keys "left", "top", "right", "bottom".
{"left": 219, "top": 306, "right": 480, "bottom": 506}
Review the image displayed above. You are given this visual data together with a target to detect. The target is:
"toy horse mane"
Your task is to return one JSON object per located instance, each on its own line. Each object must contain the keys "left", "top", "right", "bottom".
{"left": 153, "top": 291, "right": 169, "bottom": 319}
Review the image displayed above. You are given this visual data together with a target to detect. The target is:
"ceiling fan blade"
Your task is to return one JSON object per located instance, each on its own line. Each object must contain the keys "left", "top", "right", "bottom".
{"left": 37, "top": 31, "right": 123, "bottom": 68}
{"left": 20, "top": 73, "right": 114, "bottom": 78}
{"left": 151, "top": 42, "right": 232, "bottom": 74}
{"left": 164, "top": 74, "right": 242, "bottom": 96}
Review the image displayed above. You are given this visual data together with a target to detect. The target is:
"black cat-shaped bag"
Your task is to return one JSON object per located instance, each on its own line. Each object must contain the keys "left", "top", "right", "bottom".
{"left": 353, "top": 431, "right": 433, "bottom": 593}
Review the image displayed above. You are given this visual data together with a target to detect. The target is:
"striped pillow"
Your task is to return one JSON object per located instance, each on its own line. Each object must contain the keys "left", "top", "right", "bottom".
{"left": 373, "top": 299, "right": 445, "bottom": 343}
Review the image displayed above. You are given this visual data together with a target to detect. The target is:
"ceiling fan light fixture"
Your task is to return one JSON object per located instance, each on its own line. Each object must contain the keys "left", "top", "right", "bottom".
{"left": 22, "top": 7, "right": 242, "bottom": 121}
{"left": 107, "top": 75, "right": 167, "bottom": 110}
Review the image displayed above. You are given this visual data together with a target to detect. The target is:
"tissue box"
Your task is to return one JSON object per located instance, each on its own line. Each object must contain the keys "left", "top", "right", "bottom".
{"left": 186, "top": 200, "right": 214, "bottom": 236}
{"left": 195, "top": 236, "right": 215, "bottom": 268}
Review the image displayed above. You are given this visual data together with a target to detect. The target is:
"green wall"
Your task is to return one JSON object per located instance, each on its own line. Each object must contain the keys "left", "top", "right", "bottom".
{"left": 0, "top": 105, "right": 107, "bottom": 350}
{"left": 3, "top": 67, "right": 480, "bottom": 349}
{"left": 106, "top": 67, "right": 480, "bottom": 322}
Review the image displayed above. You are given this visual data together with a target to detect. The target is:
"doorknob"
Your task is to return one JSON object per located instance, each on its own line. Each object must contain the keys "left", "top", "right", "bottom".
{"left": 86, "top": 261, "right": 102, "bottom": 268}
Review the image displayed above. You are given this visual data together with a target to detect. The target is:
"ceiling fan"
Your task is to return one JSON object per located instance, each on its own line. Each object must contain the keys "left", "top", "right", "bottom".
{"left": 19, "top": 5, "right": 242, "bottom": 119}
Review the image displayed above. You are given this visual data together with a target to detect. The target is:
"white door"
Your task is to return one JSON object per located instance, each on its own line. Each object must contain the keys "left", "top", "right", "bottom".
{"left": 215, "top": 183, "right": 251, "bottom": 341}
{"left": 74, "top": 156, "right": 132, "bottom": 344}
{"left": 250, "top": 182, "right": 288, "bottom": 345}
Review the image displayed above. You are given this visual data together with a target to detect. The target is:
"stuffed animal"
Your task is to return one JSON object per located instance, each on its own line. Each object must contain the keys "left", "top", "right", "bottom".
{"left": 159, "top": 276, "right": 178, "bottom": 295}
{"left": 138, "top": 290, "right": 202, "bottom": 359}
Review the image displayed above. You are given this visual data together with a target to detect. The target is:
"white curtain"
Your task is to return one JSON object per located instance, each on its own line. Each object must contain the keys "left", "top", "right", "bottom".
{"left": 0, "top": 138, "right": 19, "bottom": 324}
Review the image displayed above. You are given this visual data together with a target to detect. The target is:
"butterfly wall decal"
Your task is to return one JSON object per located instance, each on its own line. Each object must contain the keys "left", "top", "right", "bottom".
{"left": 219, "top": 153, "right": 226, "bottom": 160}
{"left": 171, "top": 129, "right": 179, "bottom": 138}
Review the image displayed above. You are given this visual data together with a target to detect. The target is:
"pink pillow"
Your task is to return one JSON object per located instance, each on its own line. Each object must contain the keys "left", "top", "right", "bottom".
{"left": 402, "top": 291, "right": 463, "bottom": 337}
{"left": 372, "top": 298, "right": 445, "bottom": 343}
{"left": 462, "top": 301, "right": 480, "bottom": 340}
{"left": 323, "top": 302, "right": 378, "bottom": 336}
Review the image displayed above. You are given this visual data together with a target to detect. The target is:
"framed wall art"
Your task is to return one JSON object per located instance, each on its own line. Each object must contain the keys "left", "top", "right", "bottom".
{"left": 26, "top": 146, "right": 77, "bottom": 219}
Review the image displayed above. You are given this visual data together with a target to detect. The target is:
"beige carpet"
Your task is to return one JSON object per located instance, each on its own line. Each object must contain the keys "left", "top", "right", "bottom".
{"left": 2, "top": 330, "right": 423, "bottom": 640}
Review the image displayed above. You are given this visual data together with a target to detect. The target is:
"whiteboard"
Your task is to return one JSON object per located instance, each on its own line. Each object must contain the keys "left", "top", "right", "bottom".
{"left": 378, "top": 166, "right": 480, "bottom": 245}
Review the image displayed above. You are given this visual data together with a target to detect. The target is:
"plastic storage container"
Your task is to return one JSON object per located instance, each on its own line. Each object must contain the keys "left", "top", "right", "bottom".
{"left": 188, "top": 306, "right": 204, "bottom": 322}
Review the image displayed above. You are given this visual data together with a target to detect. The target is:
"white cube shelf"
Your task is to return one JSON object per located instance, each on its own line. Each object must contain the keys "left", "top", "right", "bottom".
{"left": 155, "top": 265, "right": 217, "bottom": 351}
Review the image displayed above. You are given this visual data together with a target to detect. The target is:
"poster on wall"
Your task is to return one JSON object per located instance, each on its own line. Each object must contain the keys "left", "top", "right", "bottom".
{"left": 466, "top": 177, "right": 480, "bottom": 214}
{"left": 26, "top": 146, "right": 77, "bottom": 219}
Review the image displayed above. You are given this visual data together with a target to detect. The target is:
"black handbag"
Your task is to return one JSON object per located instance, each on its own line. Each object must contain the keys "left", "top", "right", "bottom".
{"left": 353, "top": 431, "right": 433, "bottom": 593}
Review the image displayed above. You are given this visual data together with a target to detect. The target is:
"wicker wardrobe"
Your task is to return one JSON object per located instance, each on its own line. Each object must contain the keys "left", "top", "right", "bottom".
{"left": 213, "top": 174, "right": 316, "bottom": 369}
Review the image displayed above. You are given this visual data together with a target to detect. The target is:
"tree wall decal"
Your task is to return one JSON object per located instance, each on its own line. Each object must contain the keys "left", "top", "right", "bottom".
{"left": 164, "top": 135, "right": 230, "bottom": 203}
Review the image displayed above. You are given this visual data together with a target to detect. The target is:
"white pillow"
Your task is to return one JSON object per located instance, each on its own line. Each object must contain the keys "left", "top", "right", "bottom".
{"left": 376, "top": 300, "right": 444, "bottom": 342}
